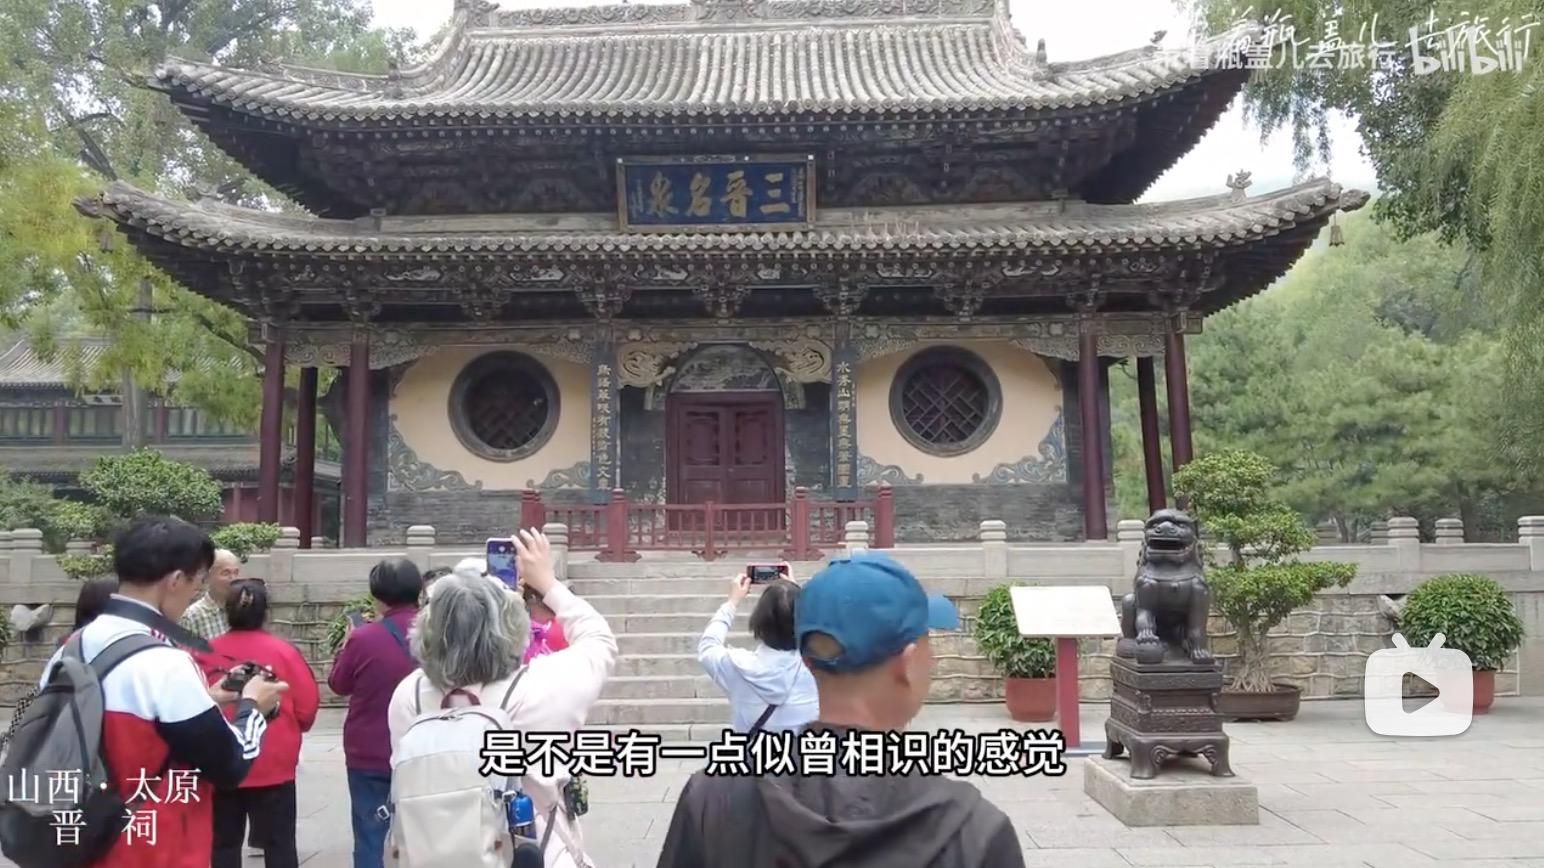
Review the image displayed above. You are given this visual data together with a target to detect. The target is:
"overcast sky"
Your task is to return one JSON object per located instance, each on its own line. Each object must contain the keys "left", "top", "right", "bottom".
{"left": 366, "top": 0, "right": 1379, "bottom": 203}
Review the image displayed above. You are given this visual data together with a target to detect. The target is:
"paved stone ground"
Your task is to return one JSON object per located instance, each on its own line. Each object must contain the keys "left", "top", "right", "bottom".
{"left": 8, "top": 698, "right": 1544, "bottom": 867}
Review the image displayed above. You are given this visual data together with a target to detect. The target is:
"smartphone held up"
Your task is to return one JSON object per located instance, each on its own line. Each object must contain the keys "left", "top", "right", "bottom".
{"left": 746, "top": 563, "right": 790, "bottom": 584}
{"left": 487, "top": 537, "right": 519, "bottom": 588}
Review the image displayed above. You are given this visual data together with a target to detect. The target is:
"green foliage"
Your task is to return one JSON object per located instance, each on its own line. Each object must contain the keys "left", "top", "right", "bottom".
{"left": 325, "top": 595, "right": 377, "bottom": 657}
{"left": 209, "top": 523, "right": 282, "bottom": 562}
{"left": 1112, "top": 210, "right": 1538, "bottom": 539}
{"left": 1175, "top": 449, "right": 1356, "bottom": 692}
{"left": 1399, "top": 574, "right": 1525, "bottom": 671}
{"left": 0, "top": 606, "right": 10, "bottom": 656}
{"left": 80, "top": 449, "right": 223, "bottom": 521}
{"left": 58, "top": 548, "right": 114, "bottom": 581}
{"left": 0, "top": 477, "right": 115, "bottom": 552}
{"left": 48, "top": 500, "right": 114, "bottom": 546}
{"left": 972, "top": 586, "right": 1056, "bottom": 679}
{"left": 0, "top": 478, "right": 70, "bottom": 551}
{"left": 1183, "top": 0, "right": 1544, "bottom": 481}
{"left": 0, "top": 0, "right": 424, "bottom": 425}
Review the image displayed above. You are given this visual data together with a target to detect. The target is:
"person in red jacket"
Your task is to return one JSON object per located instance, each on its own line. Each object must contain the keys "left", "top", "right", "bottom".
{"left": 200, "top": 579, "right": 320, "bottom": 868}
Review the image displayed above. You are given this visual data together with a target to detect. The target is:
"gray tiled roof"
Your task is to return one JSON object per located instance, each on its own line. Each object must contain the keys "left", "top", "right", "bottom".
{"left": 83, "top": 179, "right": 1369, "bottom": 257}
{"left": 154, "top": 0, "right": 1260, "bottom": 122}
{"left": 0, "top": 339, "right": 112, "bottom": 387}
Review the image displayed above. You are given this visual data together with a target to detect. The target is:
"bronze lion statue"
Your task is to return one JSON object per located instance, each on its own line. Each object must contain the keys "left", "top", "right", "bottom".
{"left": 1115, "top": 509, "right": 1213, "bottom": 665}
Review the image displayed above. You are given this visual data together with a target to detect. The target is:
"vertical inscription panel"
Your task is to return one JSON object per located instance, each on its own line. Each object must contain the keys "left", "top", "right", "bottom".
{"left": 591, "top": 331, "right": 619, "bottom": 501}
{"left": 831, "top": 322, "right": 859, "bottom": 500}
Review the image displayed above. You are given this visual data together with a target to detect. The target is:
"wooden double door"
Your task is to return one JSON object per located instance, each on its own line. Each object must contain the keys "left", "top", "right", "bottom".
{"left": 666, "top": 393, "right": 785, "bottom": 505}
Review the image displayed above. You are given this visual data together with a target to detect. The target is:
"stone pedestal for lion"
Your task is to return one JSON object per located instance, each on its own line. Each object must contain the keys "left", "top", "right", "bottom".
{"left": 1084, "top": 510, "right": 1259, "bottom": 827}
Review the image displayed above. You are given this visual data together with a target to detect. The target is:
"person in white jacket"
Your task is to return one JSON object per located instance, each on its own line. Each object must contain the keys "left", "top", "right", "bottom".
{"left": 387, "top": 528, "right": 617, "bottom": 868}
{"left": 698, "top": 574, "right": 819, "bottom": 733}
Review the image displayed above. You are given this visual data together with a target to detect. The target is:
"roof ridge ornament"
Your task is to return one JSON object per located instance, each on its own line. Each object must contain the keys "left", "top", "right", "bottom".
{"left": 1225, "top": 170, "right": 1252, "bottom": 203}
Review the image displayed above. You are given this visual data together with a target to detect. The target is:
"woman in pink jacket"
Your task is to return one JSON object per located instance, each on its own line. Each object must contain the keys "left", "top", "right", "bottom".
{"left": 387, "top": 529, "right": 617, "bottom": 868}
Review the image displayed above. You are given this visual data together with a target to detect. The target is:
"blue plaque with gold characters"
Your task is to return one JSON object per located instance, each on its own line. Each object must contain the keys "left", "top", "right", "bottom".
{"left": 617, "top": 155, "right": 815, "bottom": 232}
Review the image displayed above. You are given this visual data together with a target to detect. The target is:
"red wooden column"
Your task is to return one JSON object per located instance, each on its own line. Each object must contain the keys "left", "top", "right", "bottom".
{"left": 257, "top": 331, "right": 286, "bottom": 524}
{"left": 1136, "top": 356, "right": 1167, "bottom": 513}
{"left": 294, "top": 367, "right": 318, "bottom": 549}
{"left": 343, "top": 338, "right": 370, "bottom": 547}
{"left": 1077, "top": 324, "right": 1108, "bottom": 541}
{"left": 1165, "top": 316, "right": 1195, "bottom": 475}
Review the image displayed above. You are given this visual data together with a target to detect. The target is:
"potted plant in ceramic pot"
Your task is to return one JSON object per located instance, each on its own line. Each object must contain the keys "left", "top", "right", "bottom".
{"left": 1396, "top": 573, "right": 1524, "bottom": 714}
{"left": 1174, "top": 449, "right": 1357, "bottom": 721}
{"left": 973, "top": 585, "right": 1057, "bottom": 721}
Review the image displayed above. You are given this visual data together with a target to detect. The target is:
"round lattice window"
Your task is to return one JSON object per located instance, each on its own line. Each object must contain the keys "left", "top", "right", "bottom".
{"left": 448, "top": 352, "right": 559, "bottom": 462}
{"left": 889, "top": 347, "right": 1001, "bottom": 456}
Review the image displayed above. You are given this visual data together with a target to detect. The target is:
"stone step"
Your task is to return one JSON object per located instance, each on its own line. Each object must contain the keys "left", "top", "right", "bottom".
{"left": 602, "top": 675, "right": 719, "bottom": 700}
{"left": 618, "top": 632, "right": 748, "bottom": 654}
{"left": 586, "top": 594, "right": 735, "bottom": 615}
{"left": 590, "top": 698, "right": 731, "bottom": 726}
{"left": 568, "top": 577, "right": 755, "bottom": 596}
{"left": 584, "top": 723, "right": 737, "bottom": 745}
{"left": 570, "top": 560, "right": 807, "bottom": 580}
{"left": 615, "top": 654, "right": 705, "bottom": 677}
{"left": 610, "top": 612, "right": 749, "bottom": 633}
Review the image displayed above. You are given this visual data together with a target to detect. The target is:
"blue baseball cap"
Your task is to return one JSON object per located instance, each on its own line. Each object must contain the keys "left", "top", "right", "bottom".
{"left": 795, "top": 552, "right": 959, "bottom": 672}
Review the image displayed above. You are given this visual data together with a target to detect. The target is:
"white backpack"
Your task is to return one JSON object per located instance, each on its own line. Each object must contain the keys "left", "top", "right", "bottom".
{"left": 385, "top": 672, "right": 526, "bottom": 868}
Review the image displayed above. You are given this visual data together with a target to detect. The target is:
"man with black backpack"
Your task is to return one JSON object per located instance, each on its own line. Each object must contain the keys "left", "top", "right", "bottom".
{"left": 0, "top": 515, "right": 288, "bottom": 868}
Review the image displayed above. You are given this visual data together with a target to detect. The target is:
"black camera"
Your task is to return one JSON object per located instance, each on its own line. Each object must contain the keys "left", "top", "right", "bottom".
{"left": 220, "top": 662, "right": 280, "bottom": 720}
{"left": 219, "top": 661, "right": 273, "bottom": 693}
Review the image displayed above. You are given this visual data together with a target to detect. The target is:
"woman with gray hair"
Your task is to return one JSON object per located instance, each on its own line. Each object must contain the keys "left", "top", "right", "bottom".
{"left": 387, "top": 528, "right": 616, "bottom": 868}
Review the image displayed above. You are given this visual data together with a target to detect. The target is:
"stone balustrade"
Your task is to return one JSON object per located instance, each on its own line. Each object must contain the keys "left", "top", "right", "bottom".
{"left": 2, "top": 514, "right": 1542, "bottom": 706}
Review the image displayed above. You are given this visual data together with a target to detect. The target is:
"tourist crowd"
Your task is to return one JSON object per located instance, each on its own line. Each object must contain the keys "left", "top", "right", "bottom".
{"left": 2, "top": 514, "right": 1025, "bottom": 868}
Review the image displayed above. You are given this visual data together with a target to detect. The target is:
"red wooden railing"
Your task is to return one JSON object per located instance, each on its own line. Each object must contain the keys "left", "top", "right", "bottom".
{"left": 517, "top": 486, "right": 895, "bottom": 561}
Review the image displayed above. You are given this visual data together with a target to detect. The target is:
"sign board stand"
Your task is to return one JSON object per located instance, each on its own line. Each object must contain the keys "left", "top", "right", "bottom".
{"left": 1010, "top": 586, "right": 1121, "bottom": 757}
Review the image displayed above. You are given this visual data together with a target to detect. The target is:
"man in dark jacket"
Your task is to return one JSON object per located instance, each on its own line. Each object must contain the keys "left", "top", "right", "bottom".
{"left": 655, "top": 553, "right": 1026, "bottom": 868}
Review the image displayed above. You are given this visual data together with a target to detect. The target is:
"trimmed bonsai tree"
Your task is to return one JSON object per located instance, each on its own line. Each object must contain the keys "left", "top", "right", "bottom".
{"left": 974, "top": 585, "right": 1056, "bottom": 720}
{"left": 80, "top": 448, "right": 223, "bottom": 522}
{"left": 1399, "top": 574, "right": 1524, "bottom": 673}
{"left": 210, "top": 523, "right": 283, "bottom": 561}
{"left": 1173, "top": 449, "right": 1356, "bottom": 694}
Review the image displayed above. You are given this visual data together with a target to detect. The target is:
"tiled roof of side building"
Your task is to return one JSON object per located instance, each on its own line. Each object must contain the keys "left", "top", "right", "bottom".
{"left": 0, "top": 337, "right": 113, "bottom": 388}
{"left": 80, "top": 178, "right": 1370, "bottom": 257}
{"left": 153, "top": 0, "right": 1263, "bottom": 123}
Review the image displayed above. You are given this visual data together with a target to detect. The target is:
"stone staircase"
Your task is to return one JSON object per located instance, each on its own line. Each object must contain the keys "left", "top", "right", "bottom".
{"left": 572, "top": 560, "right": 748, "bottom": 740}
{"left": 568, "top": 556, "right": 999, "bottom": 742}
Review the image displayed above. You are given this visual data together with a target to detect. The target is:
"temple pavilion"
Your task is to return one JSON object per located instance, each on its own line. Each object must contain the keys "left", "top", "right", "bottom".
{"left": 80, "top": 0, "right": 1367, "bottom": 549}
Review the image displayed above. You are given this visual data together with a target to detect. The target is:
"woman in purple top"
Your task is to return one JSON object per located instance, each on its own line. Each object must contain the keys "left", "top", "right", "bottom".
{"left": 328, "top": 559, "right": 422, "bottom": 868}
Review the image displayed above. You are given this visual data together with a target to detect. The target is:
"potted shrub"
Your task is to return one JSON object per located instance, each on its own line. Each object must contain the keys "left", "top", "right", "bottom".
{"left": 973, "top": 585, "right": 1057, "bottom": 721}
{"left": 1174, "top": 450, "right": 1357, "bottom": 721}
{"left": 1397, "top": 573, "right": 1524, "bottom": 714}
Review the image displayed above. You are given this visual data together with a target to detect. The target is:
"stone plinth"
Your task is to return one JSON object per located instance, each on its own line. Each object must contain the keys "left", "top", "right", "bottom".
{"left": 1084, "top": 755, "right": 1258, "bottom": 826}
{"left": 1104, "top": 656, "right": 1232, "bottom": 779}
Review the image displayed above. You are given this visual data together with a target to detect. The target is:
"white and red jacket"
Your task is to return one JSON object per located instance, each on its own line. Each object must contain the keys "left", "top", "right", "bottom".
{"left": 39, "top": 595, "right": 268, "bottom": 868}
